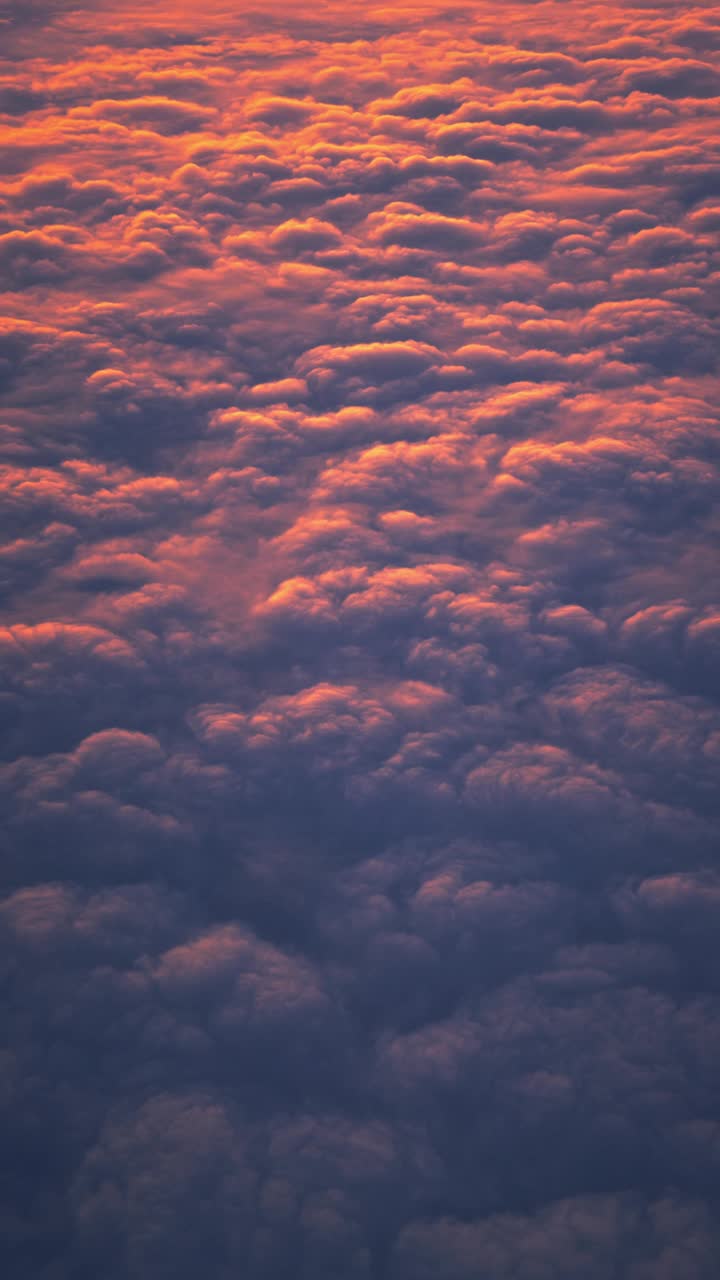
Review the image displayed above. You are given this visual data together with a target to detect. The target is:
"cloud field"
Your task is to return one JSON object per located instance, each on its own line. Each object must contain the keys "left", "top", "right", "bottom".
{"left": 1, "top": 1, "right": 720, "bottom": 1275}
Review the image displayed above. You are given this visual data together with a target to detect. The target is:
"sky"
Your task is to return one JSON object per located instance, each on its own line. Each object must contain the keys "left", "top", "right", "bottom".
{"left": 1, "top": 1, "right": 720, "bottom": 1276}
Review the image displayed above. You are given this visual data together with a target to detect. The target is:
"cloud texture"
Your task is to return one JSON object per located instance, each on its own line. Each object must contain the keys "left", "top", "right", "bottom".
{"left": 1, "top": 0, "right": 720, "bottom": 1275}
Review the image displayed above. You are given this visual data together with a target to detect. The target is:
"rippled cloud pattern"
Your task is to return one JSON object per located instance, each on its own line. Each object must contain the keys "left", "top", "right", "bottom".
{"left": 2, "top": 2, "right": 720, "bottom": 1276}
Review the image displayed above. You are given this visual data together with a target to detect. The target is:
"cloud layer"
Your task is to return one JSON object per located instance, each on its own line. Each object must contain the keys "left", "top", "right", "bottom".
{"left": 2, "top": 1, "right": 720, "bottom": 1276}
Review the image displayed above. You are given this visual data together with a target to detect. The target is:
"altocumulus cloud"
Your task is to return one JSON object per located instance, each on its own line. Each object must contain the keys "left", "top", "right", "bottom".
{"left": 1, "top": 1, "right": 720, "bottom": 1277}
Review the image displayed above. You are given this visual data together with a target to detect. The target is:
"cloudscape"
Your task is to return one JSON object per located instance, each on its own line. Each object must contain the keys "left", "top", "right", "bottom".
{"left": 1, "top": 1, "right": 720, "bottom": 1275}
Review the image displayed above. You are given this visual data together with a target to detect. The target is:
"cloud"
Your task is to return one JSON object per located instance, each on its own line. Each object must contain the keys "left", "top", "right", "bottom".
{"left": 391, "top": 1195, "right": 720, "bottom": 1280}
{"left": 1, "top": 1, "right": 720, "bottom": 1276}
